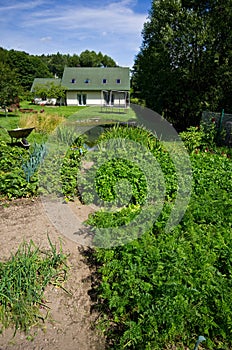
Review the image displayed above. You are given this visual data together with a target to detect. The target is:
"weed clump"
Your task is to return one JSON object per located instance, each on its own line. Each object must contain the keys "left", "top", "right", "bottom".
{"left": 0, "top": 237, "right": 68, "bottom": 334}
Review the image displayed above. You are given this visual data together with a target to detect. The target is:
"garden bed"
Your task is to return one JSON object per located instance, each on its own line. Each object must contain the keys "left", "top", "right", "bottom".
{"left": 19, "top": 108, "right": 38, "bottom": 113}
{"left": 1, "top": 110, "right": 231, "bottom": 349}
{"left": 0, "top": 197, "right": 105, "bottom": 350}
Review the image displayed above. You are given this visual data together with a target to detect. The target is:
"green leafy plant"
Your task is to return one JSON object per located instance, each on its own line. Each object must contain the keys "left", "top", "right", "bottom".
{"left": 38, "top": 135, "right": 86, "bottom": 200}
{"left": 180, "top": 121, "right": 218, "bottom": 154}
{"left": 180, "top": 126, "right": 205, "bottom": 153}
{"left": 0, "top": 133, "right": 86, "bottom": 200}
{"left": 0, "top": 141, "right": 38, "bottom": 199}
{"left": 22, "top": 143, "right": 46, "bottom": 182}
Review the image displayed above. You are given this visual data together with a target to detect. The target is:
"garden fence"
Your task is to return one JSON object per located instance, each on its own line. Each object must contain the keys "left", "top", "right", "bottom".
{"left": 202, "top": 110, "right": 232, "bottom": 146}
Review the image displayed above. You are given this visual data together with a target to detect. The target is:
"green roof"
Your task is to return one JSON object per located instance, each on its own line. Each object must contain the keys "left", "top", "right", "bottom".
{"left": 31, "top": 78, "right": 61, "bottom": 92}
{"left": 61, "top": 67, "right": 130, "bottom": 91}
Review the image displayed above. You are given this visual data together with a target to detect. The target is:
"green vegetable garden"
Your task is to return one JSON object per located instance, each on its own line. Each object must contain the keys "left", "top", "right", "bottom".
{"left": 82, "top": 124, "right": 232, "bottom": 350}
{"left": 0, "top": 103, "right": 231, "bottom": 349}
{"left": 1, "top": 0, "right": 232, "bottom": 347}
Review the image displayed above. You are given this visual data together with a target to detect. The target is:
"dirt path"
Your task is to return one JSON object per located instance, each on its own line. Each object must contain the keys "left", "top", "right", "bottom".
{"left": 0, "top": 197, "right": 105, "bottom": 350}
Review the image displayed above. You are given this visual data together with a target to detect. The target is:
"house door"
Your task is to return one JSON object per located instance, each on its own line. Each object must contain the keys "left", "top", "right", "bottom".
{"left": 77, "top": 94, "right": 87, "bottom": 105}
{"left": 103, "top": 91, "right": 114, "bottom": 105}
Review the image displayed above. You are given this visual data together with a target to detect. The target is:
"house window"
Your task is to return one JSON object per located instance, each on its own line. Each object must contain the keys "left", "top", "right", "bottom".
{"left": 116, "top": 79, "right": 121, "bottom": 84}
{"left": 71, "top": 78, "right": 76, "bottom": 83}
{"left": 85, "top": 79, "right": 90, "bottom": 83}
{"left": 102, "top": 78, "right": 107, "bottom": 84}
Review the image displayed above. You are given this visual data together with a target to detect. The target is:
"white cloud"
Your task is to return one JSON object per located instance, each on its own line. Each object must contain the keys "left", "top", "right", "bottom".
{"left": 21, "top": 1, "right": 146, "bottom": 36}
{"left": 40, "top": 36, "right": 52, "bottom": 42}
{"left": 0, "top": 0, "right": 46, "bottom": 12}
{"left": 0, "top": 0, "right": 148, "bottom": 67}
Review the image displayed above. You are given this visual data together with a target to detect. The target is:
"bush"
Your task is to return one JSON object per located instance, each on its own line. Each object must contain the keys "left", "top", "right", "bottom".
{"left": 130, "top": 97, "right": 146, "bottom": 107}
{"left": 180, "top": 121, "right": 217, "bottom": 153}
{"left": 0, "top": 141, "right": 38, "bottom": 199}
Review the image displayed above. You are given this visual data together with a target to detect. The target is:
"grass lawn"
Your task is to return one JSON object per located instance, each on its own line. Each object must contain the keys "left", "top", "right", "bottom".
{"left": 19, "top": 101, "right": 86, "bottom": 118}
{"left": 19, "top": 101, "right": 137, "bottom": 121}
{"left": 67, "top": 105, "right": 137, "bottom": 122}
{"left": 0, "top": 102, "right": 137, "bottom": 144}
{"left": 0, "top": 113, "right": 21, "bottom": 142}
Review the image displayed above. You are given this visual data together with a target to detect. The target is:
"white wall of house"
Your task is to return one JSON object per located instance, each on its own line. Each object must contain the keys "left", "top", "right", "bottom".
{"left": 86, "top": 91, "right": 102, "bottom": 105}
{"left": 66, "top": 90, "right": 128, "bottom": 106}
{"left": 112, "top": 92, "right": 127, "bottom": 106}
{"left": 66, "top": 91, "right": 79, "bottom": 106}
{"left": 66, "top": 91, "right": 102, "bottom": 106}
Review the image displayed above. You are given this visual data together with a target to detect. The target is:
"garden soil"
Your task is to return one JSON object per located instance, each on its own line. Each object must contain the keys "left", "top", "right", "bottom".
{"left": 0, "top": 197, "right": 106, "bottom": 350}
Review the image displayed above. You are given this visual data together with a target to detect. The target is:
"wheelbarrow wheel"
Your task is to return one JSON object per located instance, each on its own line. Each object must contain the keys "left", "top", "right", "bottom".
{"left": 20, "top": 138, "right": 30, "bottom": 149}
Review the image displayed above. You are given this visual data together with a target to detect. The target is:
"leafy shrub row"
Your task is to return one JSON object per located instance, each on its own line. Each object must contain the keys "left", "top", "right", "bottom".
{"left": 0, "top": 134, "right": 85, "bottom": 200}
{"left": 0, "top": 141, "right": 38, "bottom": 199}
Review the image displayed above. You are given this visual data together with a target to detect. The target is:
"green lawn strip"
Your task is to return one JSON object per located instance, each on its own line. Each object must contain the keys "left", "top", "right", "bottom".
{"left": 0, "top": 103, "right": 137, "bottom": 144}
{"left": 67, "top": 105, "right": 137, "bottom": 122}
{"left": 19, "top": 101, "right": 86, "bottom": 118}
{"left": 19, "top": 101, "right": 137, "bottom": 121}
{"left": 0, "top": 237, "right": 68, "bottom": 334}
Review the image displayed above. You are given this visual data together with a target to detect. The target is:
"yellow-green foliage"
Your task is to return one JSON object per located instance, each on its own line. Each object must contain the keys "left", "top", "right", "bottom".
{"left": 19, "top": 113, "right": 65, "bottom": 134}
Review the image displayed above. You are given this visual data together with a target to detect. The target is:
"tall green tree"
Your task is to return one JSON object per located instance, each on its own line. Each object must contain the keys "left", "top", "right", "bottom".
{"left": 43, "top": 52, "right": 69, "bottom": 78}
{"left": 79, "top": 50, "right": 101, "bottom": 67}
{"left": 132, "top": 0, "right": 232, "bottom": 130}
{"left": 0, "top": 62, "right": 21, "bottom": 115}
{"left": 101, "top": 53, "right": 117, "bottom": 67}
{"left": 5, "top": 50, "right": 52, "bottom": 91}
{"left": 79, "top": 50, "right": 117, "bottom": 67}
{"left": 67, "top": 53, "right": 80, "bottom": 67}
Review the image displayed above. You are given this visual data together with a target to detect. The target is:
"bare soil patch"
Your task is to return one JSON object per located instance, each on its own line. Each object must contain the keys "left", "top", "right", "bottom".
{"left": 0, "top": 197, "right": 105, "bottom": 350}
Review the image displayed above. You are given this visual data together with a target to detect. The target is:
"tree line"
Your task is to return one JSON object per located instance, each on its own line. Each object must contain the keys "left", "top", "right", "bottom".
{"left": 0, "top": 48, "right": 116, "bottom": 91}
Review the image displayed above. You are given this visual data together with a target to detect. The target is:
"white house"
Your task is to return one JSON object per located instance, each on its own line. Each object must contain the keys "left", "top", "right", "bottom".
{"left": 31, "top": 67, "right": 130, "bottom": 108}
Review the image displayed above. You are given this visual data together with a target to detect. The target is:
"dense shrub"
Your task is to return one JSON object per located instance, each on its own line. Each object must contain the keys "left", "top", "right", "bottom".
{"left": 0, "top": 141, "right": 37, "bottom": 199}
{"left": 0, "top": 135, "right": 85, "bottom": 200}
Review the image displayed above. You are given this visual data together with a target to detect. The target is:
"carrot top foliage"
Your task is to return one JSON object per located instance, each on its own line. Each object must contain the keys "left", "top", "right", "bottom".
{"left": 88, "top": 126, "right": 232, "bottom": 349}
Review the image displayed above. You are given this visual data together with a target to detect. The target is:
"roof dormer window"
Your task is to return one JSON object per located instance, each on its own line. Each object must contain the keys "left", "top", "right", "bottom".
{"left": 102, "top": 78, "right": 107, "bottom": 84}
{"left": 71, "top": 78, "right": 76, "bottom": 83}
{"left": 85, "top": 79, "right": 90, "bottom": 83}
{"left": 116, "top": 79, "right": 121, "bottom": 84}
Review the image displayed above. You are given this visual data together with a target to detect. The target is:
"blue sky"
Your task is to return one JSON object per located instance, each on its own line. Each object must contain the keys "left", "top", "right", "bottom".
{"left": 0, "top": 0, "right": 151, "bottom": 68}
